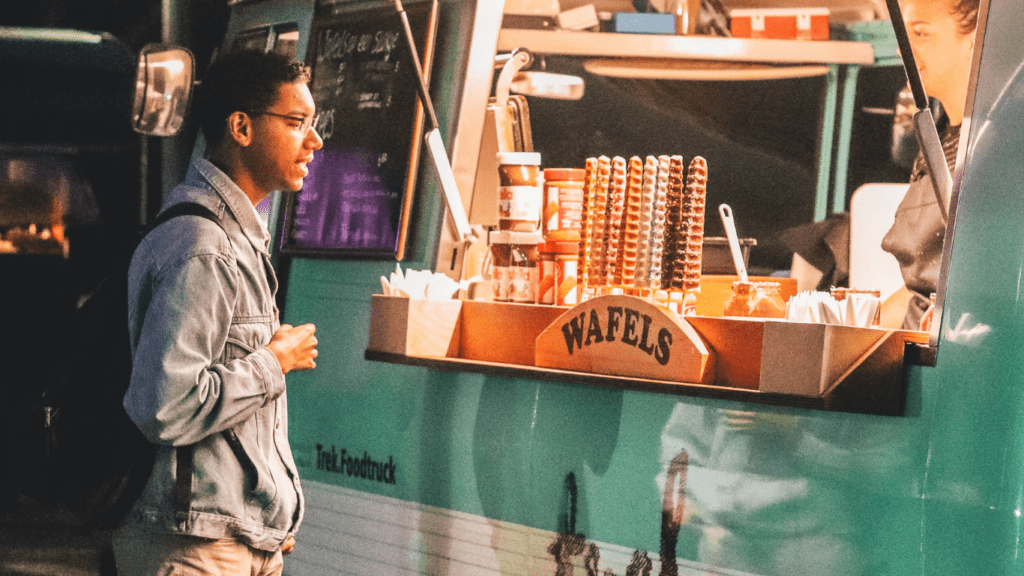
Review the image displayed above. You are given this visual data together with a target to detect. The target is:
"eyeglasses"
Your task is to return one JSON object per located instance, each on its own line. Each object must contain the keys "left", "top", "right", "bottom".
{"left": 248, "top": 110, "right": 320, "bottom": 134}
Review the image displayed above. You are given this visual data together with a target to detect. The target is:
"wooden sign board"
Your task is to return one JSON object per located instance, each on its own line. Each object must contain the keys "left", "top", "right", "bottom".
{"left": 535, "top": 295, "right": 715, "bottom": 384}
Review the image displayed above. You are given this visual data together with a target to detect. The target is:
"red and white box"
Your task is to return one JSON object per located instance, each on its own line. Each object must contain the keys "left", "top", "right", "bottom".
{"left": 730, "top": 8, "right": 830, "bottom": 41}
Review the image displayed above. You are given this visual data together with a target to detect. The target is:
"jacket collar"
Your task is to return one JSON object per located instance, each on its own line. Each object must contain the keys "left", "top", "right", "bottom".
{"left": 168, "top": 158, "right": 272, "bottom": 255}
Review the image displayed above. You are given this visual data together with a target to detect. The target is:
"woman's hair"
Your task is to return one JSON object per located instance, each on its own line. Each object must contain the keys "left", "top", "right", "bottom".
{"left": 194, "top": 50, "right": 312, "bottom": 146}
{"left": 951, "top": 0, "right": 980, "bottom": 35}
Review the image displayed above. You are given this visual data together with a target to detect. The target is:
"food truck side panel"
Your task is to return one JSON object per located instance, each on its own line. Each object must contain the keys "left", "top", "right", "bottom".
{"left": 209, "top": 0, "right": 1024, "bottom": 574}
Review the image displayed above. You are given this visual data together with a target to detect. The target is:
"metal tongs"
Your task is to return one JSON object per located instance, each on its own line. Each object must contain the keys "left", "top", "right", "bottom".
{"left": 391, "top": 0, "right": 472, "bottom": 241}
{"left": 719, "top": 204, "right": 749, "bottom": 283}
{"left": 885, "top": 0, "right": 954, "bottom": 222}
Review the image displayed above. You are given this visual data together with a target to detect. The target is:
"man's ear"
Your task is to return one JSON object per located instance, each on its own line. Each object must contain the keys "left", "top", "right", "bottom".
{"left": 227, "top": 111, "right": 253, "bottom": 147}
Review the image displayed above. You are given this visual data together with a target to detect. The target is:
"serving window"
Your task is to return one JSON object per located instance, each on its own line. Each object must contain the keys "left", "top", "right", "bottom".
{"left": 365, "top": 2, "right": 987, "bottom": 413}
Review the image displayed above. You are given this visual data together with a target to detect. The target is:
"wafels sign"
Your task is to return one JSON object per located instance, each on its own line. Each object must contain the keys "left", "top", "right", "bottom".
{"left": 535, "top": 295, "right": 715, "bottom": 383}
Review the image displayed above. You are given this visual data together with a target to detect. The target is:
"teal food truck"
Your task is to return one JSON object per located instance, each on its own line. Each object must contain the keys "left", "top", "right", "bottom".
{"left": 264, "top": 1, "right": 1024, "bottom": 573}
{"left": 10, "top": 0, "right": 1024, "bottom": 573}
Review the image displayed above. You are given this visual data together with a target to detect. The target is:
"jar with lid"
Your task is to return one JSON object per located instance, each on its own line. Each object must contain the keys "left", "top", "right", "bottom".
{"left": 490, "top": 231, "right": 541, "bottom": 303}
{"left": 497, "top": 152, "right": 543, "bottom": 232}
{"left": 542, "top": 241, "right": 580, "bottom": 306}
{"left": 750, "top": 281, "right": 786, "bottom": 318}
{"left": 542, "top": 168, "right": 584, "bottom": 242}
{"left": 537, "top": 243, "right": 556, "bottom": 305}
{"left": 722, "top": 281, "right": 755, "bottom": 317}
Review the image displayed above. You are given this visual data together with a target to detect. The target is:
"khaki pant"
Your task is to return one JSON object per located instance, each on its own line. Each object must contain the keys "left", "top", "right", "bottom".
{"left": 112, "top": 523, "right": 284, "bottom": 576}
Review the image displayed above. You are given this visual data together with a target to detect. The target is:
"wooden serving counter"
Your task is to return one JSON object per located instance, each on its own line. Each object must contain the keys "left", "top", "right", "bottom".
{"left": 365, "top": 288, "right": 928, "bottom": 417}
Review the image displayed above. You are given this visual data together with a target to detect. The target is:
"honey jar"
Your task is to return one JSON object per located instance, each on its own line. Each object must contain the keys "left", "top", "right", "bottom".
{"left": 750, "top": 281, "right": 786, "bottom": 318}
{"left": 722, "top": 281, "right": 755, "bottom": 317}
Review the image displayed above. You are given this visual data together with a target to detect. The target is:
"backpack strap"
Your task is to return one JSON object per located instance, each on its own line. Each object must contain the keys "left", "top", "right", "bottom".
{"left": 152, "top": 202, "right": 222, "bottom": 232}
{"left": 149, "top": 202, "right": 225, "bottom": 529}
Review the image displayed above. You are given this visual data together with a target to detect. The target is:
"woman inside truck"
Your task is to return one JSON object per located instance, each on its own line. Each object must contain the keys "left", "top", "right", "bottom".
{"left": 881, "top": 0, "right": 979, "bottom": 329}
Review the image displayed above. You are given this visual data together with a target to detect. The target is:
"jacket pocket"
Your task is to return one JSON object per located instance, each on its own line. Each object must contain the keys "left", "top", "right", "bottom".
{"left": 223, "top": 318, "right": 272, "bottom": 363}
{"left": 221, "top": 422, "right": 278, "bottom": 516}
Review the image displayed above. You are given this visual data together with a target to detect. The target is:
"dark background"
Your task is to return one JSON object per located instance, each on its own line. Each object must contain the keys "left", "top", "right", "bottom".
{"left": 1, "top": 6, "right": 233, "bottom": 574}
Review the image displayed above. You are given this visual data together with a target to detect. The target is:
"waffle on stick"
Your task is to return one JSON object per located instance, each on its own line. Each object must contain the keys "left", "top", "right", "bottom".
{"left": 588, "top": 156, "right": 611, "bottom": 285}
{"left": 649, "top": 155, "right": 670, "bottom": 291}
{"left": 634, "top": 156, "right": 658, "bottom": 289}
{"left": 621, "top": 156, "right": 644, "bottom": 288}
{"left": 606, "top": 156, "right": 627, "bottom": 286}
{"left": 683, "top": 156, "right": 708, "bottom": 291}
{"left": 579, "top": 158, "right": 598, "bottom": 292}
{"left": 664, "top": 156, "right": 686, "bottom": 291}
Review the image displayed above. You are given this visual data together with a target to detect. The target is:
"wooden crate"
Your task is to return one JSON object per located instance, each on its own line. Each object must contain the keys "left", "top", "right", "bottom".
{"left": 368, "top": 295, "right": 922, "bottom": 402}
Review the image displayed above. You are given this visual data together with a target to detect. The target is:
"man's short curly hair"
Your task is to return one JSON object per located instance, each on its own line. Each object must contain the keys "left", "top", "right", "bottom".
{"left": 194, "top": 50, "right": 312, "bottom": 146}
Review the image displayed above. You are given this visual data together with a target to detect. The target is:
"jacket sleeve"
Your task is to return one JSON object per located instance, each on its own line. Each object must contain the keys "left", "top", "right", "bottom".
{"left": 124, "top": 248, "right": 286, "bottom": 446}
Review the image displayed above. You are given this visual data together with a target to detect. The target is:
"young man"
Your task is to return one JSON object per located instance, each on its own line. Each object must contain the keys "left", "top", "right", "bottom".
{"left": 114, "top": 50, "right": 323, "bottom": 576}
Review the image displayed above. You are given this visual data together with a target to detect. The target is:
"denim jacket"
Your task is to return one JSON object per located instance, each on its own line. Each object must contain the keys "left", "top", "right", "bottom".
{"left": 124, "top": 158, "right": 302, "bottom": 551}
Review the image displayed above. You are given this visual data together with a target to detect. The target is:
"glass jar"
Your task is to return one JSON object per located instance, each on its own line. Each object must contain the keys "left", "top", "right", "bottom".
{"left": 722, "top": 281, "right": 755, "bottom": 317}
{"left": 542, "top": 168, "right": 584, "bottom": 242}
{"left": 490, "top": 231, "right": 541, "bottom": 303}
{"left": 497, "top": 152, "right": 543, "bottom": 232}
{"left": 537, "top": 243, "right": 556, "bottom": 305}
{"left": 552, "top": 241, "right": 580, "bottom": 306}
{"left": 750, "top": 281, "right": 786, "bottom": 318}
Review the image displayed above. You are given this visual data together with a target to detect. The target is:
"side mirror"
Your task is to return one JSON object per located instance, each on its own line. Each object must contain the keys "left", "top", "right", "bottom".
{"left": 131, "top": 44, "right": 195, "bottom": 137}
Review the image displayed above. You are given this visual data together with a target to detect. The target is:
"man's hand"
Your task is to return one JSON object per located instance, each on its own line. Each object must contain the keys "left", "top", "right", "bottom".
{"left": 281, "top": 535, "right": 296, "bottom": 555}
{"left": 268, "top": 323, "right": 318, "bottom": 374}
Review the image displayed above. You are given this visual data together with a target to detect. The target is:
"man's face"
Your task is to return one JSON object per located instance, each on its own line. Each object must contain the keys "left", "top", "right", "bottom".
{"left": 244, "top": 82, "right": 323, "bottom": 196}
{"left": 903, "top": 0, "right": 974, "bottom": 108}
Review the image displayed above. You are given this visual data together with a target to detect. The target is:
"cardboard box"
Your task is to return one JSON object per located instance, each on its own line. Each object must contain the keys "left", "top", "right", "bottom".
{"left": 686, "top": 316, "right": 912, "bottom": 397}
{"left": 367, "top": 295, "right": 463, "bottom": 357}
{"left": 367, "top": 295, "right": 565, "bottom": 366}
{"left": 730, "top": 8, "right": 830, "bottom": 41}
{"left": 614, "top": 12, "right": 676, "bottom": 34}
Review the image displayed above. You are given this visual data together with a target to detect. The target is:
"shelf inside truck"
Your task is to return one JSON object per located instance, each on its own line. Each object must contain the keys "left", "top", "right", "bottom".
{"left": 497, "top": 29, "right": 875, "bottom": 66}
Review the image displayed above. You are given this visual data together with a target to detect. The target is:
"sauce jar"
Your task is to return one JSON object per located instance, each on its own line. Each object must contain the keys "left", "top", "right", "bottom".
{"left": 497, "top": 152, "right": 542, "bottom": 232}
{"left": 490, "top": 231, "right": 541, "bottom": 303}
{"left": 750, "top": 281, "right": 786, "bottom": 318}
{"left": 553, "top": 241, "right": 580, "bottom": 306}
{"left": 722, "top": 281, "right": 755, "bottom": 317}
{"left": 537, "top": 243, "right": 557, "bottom": 305}
{"left": 539, "top": 241, "right": 580, "bottom": 306}
{"left": 542, "top": 168, "right": 584, "bottom": 242}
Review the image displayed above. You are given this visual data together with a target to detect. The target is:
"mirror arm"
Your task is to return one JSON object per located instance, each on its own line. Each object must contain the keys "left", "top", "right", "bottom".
{"left": 494, "top": 48, "right": 533, "bottom": 113}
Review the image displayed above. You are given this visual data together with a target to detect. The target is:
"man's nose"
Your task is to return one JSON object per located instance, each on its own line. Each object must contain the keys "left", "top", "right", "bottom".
{"left": 307, "top": 127, "right": 324, "bottom": 150}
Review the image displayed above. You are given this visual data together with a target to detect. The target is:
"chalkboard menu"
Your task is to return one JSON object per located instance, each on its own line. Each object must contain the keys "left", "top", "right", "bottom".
{"left": 279, "top": 0, "right": 438, "bottom": 259}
